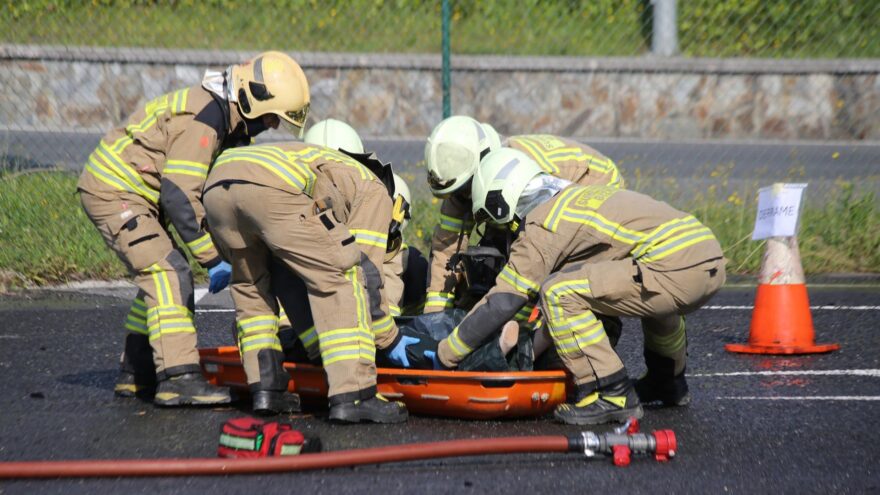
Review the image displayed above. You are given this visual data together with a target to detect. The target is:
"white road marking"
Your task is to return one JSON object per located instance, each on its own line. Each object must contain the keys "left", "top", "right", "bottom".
{"left": 196, "top": 308, "right": 234, "bottom": 313}
{"left": 0, "top": 335, "right": 22, "bottom": 339}
{"left": 718, "top": 396, "right": 880, "bottom": 401}
{"left": 194, "top": 288, "right": 209, "bottom": 303}
{"left": 692, "top": 369, "right": 880, "bottom": 378}
{"left": 704, "top": 305, "right": 880, "bottom": 310}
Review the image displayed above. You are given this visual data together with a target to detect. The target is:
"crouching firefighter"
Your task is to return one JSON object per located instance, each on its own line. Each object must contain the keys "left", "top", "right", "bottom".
{"left": 77, "top": 51, "right": 310, "bottom": 406}
{"left": 272, "top": 120, "right": 431, "bottom": 371}
{"left": 433, "top": 148, "right": 725, "bottom": 425}
{"left": 204, "top": 140, "right": 408, "bottom": 422}
{"left": 422, "top": 116, "right": 624, "bottom": 343}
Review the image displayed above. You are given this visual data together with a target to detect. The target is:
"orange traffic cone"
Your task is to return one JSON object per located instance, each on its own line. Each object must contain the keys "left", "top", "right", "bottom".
{"left": 726, "top": 236, "right": 839, "bottom": 354}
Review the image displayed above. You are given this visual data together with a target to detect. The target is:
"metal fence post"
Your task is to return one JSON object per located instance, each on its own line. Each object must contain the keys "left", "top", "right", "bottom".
{"left": 651, "top": 0, "right": 678, "bottom": 56}
{"left": 441, "top": 0, "right": 451, "bottom": 118}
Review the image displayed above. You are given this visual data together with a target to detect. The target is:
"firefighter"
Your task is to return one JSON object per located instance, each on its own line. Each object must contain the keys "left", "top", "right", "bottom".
{"left": 203, "top": 141, "right": 408, "bottom": 422}
{"left": 77, "top": 51, "right": 310, "bottom": 406}
{"left": 423, "top": 116, "right": 623, "bottom": 316}
{"left": 430, "top": 148, "right": 725, "bottom": 425}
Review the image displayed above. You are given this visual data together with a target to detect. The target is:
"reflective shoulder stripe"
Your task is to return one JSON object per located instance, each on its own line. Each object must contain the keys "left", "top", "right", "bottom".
{"left": 542, "top": 187, "right": 582, "bottom": 232}
{"left": 511, "top": 137, "right": 560, "bottom": 175}
{"left": 87, "top": 141, "right": 160, "bottom": 203}
{"left": 215, "top": 147, "right": 315, "bottom": 194}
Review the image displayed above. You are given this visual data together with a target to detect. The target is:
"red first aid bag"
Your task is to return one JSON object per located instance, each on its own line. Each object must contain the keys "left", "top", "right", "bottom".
{"left": 218, "top": 417, "right": 321, "bottom": 458}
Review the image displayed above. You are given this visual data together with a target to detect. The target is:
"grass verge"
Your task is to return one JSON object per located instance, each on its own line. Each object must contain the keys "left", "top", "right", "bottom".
{"left": 0, "top": 169, "right": 877, "bottom": 290}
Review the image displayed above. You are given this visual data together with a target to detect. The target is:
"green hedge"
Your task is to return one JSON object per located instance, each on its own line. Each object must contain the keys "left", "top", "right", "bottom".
{"left": 2, "top": 0, "right": 875, "bottom": 57}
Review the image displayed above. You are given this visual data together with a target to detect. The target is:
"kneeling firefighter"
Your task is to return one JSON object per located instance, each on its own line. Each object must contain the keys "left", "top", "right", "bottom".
{"left": 77, "top": 51, "right": 310, "bottom": 406}
{"left": 203, "top": 139, "right": 408, "bottom": 422}
{"left": 272, "top": 119, "right": 431, "bottom": 371}
{"left": 430, "top": 148, "right": 725, "bottom": 425}
{"left": 421, "top": 116, "right": 625, "bottom": 348}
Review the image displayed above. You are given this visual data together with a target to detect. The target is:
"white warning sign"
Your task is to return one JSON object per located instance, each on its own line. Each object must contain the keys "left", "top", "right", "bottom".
{"left": 752, "top": 183, "right": 807, "bottom": 240}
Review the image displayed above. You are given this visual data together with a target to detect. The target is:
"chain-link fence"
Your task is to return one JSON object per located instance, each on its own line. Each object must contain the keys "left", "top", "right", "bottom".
{"left": 1, "top": 0, "right": 879, "bottom": 285}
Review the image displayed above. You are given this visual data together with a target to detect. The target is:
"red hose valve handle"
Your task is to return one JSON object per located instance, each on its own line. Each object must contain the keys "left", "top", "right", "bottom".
{"left": 652, "top": 430, "right": 676, "bottom": 462}
{"left": 612, "top": 445, "right": 631, "bottom": 467}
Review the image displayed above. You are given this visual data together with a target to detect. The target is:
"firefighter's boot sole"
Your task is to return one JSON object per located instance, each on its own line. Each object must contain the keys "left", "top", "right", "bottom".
{"left": 252, "top": 390, "right": 301, "bottom": 416}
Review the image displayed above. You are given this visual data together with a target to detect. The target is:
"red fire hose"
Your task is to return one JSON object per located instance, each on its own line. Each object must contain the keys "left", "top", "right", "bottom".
{"left": 0, "top": 419, "right": 674, "bottom": 479}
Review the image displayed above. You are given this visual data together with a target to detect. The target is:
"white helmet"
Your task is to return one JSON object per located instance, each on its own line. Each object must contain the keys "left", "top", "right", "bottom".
{"left": 471, "top": 148, "right": 543, "bottom": 225}
{"left": 303, "top": 118, "right": 364, "bottom": 154}
{"left": 424, "top": 115, "right": 501, "bottom": 198}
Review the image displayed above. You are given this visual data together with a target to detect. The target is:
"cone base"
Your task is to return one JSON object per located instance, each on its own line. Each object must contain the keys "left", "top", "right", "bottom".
{"left": 725, "top": 342, "right": 840, "bottom": 355}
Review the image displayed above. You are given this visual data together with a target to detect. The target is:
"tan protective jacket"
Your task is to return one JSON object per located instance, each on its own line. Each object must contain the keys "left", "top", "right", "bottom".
{"left": 425, "top": 135, "right": 622, "bottom": 312}
{"left": 437, "top": 184, "right": 723, "bottom": 367}
{"left": 77, "top": 84, "right": 250, "bottom": 268}
{"left": 206, "top": 142, "right": 398, "bottom": 348}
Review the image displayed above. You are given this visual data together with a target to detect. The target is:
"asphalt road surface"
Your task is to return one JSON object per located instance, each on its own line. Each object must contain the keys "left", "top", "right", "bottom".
{"left": 3, "top": 130, "right": 879, "bottom": 202}
{"left": 0, "top": 285, "right": 878, "bottom": 494}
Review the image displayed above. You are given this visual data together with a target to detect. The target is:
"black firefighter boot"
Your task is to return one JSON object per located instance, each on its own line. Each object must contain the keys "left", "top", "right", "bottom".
{"left": 634, "top": 350, "right": 690, "bottom": 407}
{"left": 554, "top": 374, "right": 643, "bottom": 425}
{"left": 115, "top": 333, "right": 157, "bottom": 399}
{"left": 251, "top": 349, "right": 300, "bottom": 416}
{"left": 329, "top": 394, "right": 409, "bottom": 424}
{"left": 154, "top": 370, "right": 231, "bottom": 407}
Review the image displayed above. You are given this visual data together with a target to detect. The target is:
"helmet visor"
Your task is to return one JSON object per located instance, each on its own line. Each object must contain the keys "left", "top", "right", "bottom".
{"left": 282, "top": 102, "right": 310, "bottom": 129}
{"left": 427, "top": 170, "right": 457, "bottom": 196}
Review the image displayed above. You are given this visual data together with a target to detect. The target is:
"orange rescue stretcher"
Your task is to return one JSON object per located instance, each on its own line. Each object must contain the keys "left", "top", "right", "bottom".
{"left": 199, "top": 346, "right": 568, "bottom": 419}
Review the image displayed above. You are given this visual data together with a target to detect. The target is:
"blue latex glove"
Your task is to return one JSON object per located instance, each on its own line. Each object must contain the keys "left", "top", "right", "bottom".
{"left": 207, "top": 261, "right": 232, "bottom": 294}
{"left": 386, "top": 335, "right": 421, "bottom": 368}
{"left": 423, "top": 350, "right": 446, "bottom": 370}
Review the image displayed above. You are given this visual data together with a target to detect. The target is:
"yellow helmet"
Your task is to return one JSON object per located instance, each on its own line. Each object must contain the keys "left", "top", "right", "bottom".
{"left": 231, "top": 51, "right": 310, "bottom": 133}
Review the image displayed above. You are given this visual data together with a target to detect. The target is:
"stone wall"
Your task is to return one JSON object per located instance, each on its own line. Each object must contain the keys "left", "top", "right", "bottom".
{"left": 2, "top": 45, "right": 878, "bottom": 140}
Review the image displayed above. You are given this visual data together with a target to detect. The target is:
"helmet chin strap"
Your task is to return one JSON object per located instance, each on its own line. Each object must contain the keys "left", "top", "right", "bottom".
{"left": 515, "top": 174, "right": 572, "bottom": 219}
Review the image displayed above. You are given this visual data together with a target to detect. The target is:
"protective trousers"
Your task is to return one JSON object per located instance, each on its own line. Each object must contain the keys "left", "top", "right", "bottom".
{"left": 347, "top": 181, "right": 396, "bottom": 349}
{"left": 80, "top": 191, "right": 199, "bottom": 379}
{"left": 538, "top": 257, "right": 725, "bottom": 390}
{"left": 204, "top": 183, "right": 377, "bottom": 402}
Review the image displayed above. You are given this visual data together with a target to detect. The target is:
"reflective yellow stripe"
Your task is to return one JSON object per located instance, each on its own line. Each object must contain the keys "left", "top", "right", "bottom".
{"left": 128, "top": 89, "right": 190, "bottom": 134}
{"left": 447, "top": 327, "right": 472, "bottom": 358}
{"left": 542, "top": 187, "right": 581, "bottom": 232}
{"left": 639, "top": 228, "right": 716, "bottom": 263}
{"left": 215, "top": 146, "right": 315, "bottom": 194}
{"left": 543, "top": 278, "right": 591, "bottom": 322}
{"left": 514, "top": 137, "right": 560, "bottom": 174}
{"left": 497, "top": 265, "right": 539, "bottom": 297}
{"left": 165, "top": 159, "right": 209, "bottom": 179}
{"left": 372, "top": 314, "right": 394, "bottom": 335}
{"left": 291, "top": 147, "right": 371, "bottom": 180}
{"left": 350, "top": 229, "right": 388, "bottom": 249}
{"left": 299, "top": 326, "right": 319, "bottom": 348}
{"left": 559, "top": 208, "right": 644, "bottom": 244}
{"left": 425, "top": 291, "right": 455, "bottom": 309}
{"left": 85, "top": 141, "right": 159, "bottom": 203}
{"left": 184, "top": 232, "right": 214, "bottom": 256}
{"left": 439, "top": 214, "right": 473, "bottom": 233}
{"left": 389, "top": 304, "right": 401, "bottom": 317}
{"left": 645, "top": 317, "right": 686, "bottom": 355}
